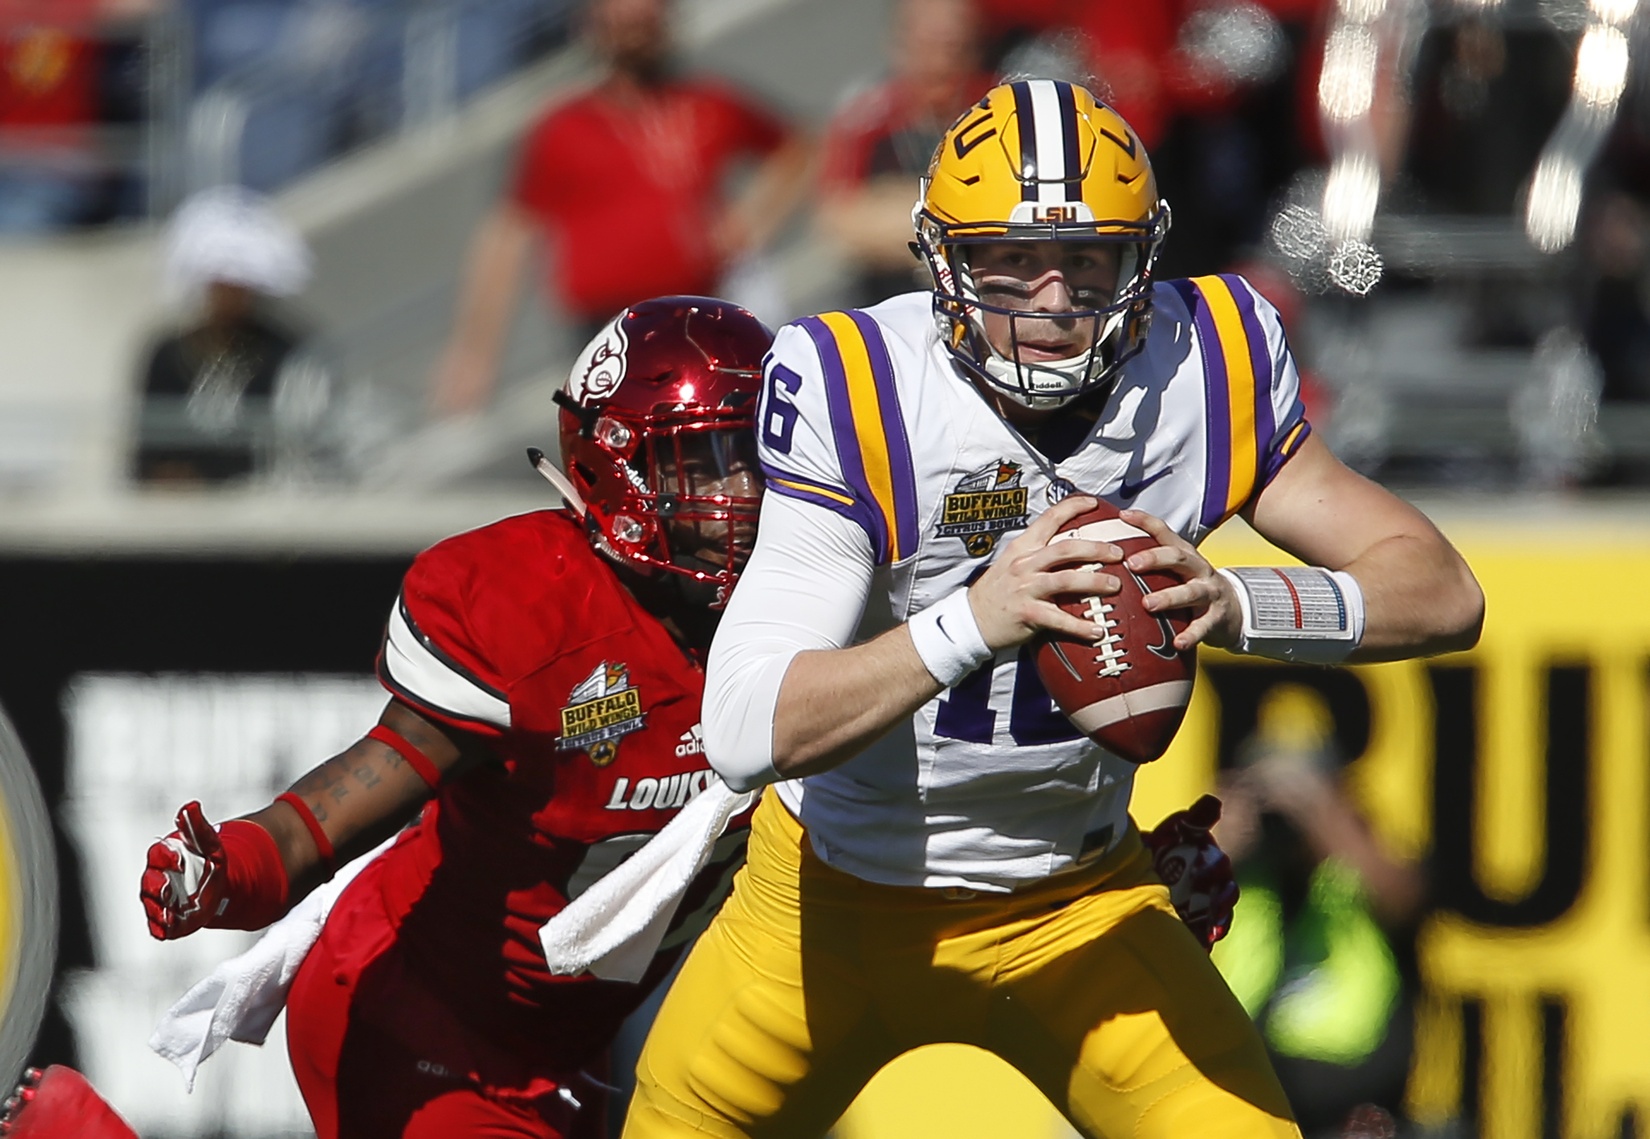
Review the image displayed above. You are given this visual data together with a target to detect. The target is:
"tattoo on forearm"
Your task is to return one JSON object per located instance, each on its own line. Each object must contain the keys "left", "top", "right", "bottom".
{"left": 291, "top": 759, "right": 355, "bottom": 814}
{"left": 322, "top": 766, "right": 349, "bottom": 804}
{"left": 284, "top": 720, "right": 445, "bottom": 838}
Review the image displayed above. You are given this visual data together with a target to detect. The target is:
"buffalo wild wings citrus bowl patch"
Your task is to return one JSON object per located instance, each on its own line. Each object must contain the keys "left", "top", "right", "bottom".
{"left": 557, "top": 662, "right": 646, "bottom": 766}
{"left": 936, "top": 460, "right": 1029, "bottom": 557}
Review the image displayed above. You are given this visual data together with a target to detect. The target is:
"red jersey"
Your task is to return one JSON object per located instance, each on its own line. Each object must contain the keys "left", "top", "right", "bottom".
{"left": 510, "top": 80, "right": 786, "bottom": 321}
{"left": 366, "top": 509, "right": 750, "bottom": 1069}
{"left": 0, "top": 0, "right": 99, "bottom": 133}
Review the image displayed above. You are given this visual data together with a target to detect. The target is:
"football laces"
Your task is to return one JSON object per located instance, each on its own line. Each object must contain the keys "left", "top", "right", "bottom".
{"left": 1079, "top": 595, "right": 1130, "bottom": 677}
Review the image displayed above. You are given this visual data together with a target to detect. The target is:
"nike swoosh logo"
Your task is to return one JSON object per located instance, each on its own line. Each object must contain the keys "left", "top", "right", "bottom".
{"left": 1118, "top": 468, "right": 1172, "bottom": 500}
{"left": 936, "top": 615, "right": 952, "bottom": 641}
{"left": 1130, "top": 568, "right": 1181, "bottom": 660}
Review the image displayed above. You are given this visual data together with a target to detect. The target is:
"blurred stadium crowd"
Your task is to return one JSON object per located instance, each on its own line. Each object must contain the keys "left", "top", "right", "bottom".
{"left": 0, "top": 0, "right": 573, "bottom": 224}
{"left": 3, "top": 0, "right": 1650, "bottom": 496}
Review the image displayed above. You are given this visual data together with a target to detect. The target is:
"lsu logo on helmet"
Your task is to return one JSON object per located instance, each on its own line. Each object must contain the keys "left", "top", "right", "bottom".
{"left": 915, "top": 80, "right": 1171, "bottom": 410}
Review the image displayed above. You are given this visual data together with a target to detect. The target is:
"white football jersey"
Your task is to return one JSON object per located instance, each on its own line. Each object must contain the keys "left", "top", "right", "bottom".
{"left": 745, "top": 275, "right": 1310, "bottom": 891}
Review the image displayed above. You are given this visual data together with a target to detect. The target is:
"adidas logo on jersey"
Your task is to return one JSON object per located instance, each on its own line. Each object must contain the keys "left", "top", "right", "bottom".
{"left": 676, "top": 724, "right": 704, "bottom": 757}
{"left": 604, "top": 769, "right": 722, "bottom": 811}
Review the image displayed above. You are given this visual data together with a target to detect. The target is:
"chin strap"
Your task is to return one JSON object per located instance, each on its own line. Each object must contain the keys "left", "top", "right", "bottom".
{"left": 526, "top": 447, "right": 588, "bottom": 518}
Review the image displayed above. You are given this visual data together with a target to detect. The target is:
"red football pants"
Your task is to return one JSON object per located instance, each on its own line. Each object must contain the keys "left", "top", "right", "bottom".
{"left": 285, "top": 892, "right": 606, "bottom": 1139}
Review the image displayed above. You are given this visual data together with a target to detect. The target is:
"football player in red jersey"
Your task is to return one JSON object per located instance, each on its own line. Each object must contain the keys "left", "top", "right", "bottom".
{"left": 140, "top": 296, "right": 772, "bottom": 1139}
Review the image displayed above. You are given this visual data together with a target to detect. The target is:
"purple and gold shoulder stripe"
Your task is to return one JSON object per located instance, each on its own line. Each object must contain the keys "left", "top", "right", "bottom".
{"left": 779, "top": 311, "right": 919, "bottom": 566}
{"left": 1169, "top": 274, "right": 1311, "bottom": 531}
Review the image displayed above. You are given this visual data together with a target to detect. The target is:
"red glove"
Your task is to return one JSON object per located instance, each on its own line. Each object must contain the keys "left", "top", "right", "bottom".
{"left": 141, "top": 801, "right": 227, "bottom": 940}
{"left": 1142, "top": 794, "right": 1239, "bottom": 951}
{"left": 141, "top": 802, "right": 288, "bottom": 939}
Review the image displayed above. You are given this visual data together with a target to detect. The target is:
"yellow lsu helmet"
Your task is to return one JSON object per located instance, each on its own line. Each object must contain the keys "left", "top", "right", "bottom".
{"left": 915, "top": 79, "right": 1171, "bottom": 410}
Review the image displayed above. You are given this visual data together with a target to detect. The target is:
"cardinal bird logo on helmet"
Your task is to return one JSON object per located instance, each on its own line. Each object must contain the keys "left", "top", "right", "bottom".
{"left": 575, "top": 321, "right": 628, "bottom": 399}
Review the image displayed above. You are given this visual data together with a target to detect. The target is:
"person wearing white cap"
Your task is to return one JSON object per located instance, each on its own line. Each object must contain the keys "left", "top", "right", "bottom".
{"left": 132, "top": 185, "right": 329, "bottom": 484}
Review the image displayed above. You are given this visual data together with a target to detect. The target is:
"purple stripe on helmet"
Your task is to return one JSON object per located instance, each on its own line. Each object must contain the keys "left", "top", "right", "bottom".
{"left": 761, "top": 461, "right": 883, "bottom": 551}
{"left": 1170, "top": 279, "right": 1232, "bottom": 531}
{"left": 796, "top": 316, "right": 889, "bottom": 563}
{"left": 846, "top": 309, "right": 919, "bottom": 562}
{"left": 1054, "top": 81, "right": 1082, "bottom": 203}
{"left": 1222, "top": 274, "right": 1277, "bottom": 481}
{"left": 1011, "top": 80, "right": 1036, "bottom": 200}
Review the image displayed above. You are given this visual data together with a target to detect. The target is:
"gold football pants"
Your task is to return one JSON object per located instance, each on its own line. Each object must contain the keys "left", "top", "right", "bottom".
{"left": 624, "top": 796, "right": 1300, "bottom": 1138}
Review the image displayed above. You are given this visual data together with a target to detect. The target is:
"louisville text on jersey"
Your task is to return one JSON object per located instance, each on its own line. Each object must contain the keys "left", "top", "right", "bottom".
{"left": 604, "top": 768, "right": 723, "bottom": 811}
{"left": 936, "top": 460, "right": 1030, "bottom": 557}
{"left": 557, "top": 661, "right": 647, "bottom": 765}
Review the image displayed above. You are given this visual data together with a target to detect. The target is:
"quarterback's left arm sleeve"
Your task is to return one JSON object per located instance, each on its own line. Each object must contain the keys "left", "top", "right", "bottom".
{"left": 1245, "top": 279, "right": 1313, "bottom": 489}
{"left": 1181, "top": 273, "right": 1315, "bottom": 533}
{"left": 702, "top": 493, "right": 874, "bottom": 791}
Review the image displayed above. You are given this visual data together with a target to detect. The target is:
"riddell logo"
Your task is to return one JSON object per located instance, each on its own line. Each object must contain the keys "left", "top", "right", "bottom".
{"left": 676, "top": 724, "right": 704, "bottom": 757}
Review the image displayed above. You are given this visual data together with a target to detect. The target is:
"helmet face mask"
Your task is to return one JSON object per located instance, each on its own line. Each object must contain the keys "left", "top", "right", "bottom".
{"left": 915, "top": 80, "right": 1172, "bottom": 411}
{"left": 641, "top": 418, "right": 762, "bottom": 585}
{"left": 940, "top": 233, "right": 1157, "bottom": 409}
{"left": 557, "top": 297, "right": 771, "bottom": 608}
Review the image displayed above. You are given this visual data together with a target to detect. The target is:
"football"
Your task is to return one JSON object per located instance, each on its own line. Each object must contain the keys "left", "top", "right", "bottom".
{"left": 1033, "top": 501, "right": 1196, "bottom": 764}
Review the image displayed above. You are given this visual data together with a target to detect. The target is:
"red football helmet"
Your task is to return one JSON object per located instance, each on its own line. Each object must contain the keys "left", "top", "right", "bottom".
{"left": 550, "top": 297, "right": 771, "bottom": 607}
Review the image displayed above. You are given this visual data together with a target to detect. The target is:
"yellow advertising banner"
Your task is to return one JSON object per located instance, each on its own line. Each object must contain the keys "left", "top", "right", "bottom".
{"left": 833, "top": 512, "right": 1650, "bottom": 1139}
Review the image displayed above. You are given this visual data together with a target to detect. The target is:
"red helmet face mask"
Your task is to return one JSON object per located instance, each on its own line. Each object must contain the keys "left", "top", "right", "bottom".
{"left": 556, "top": 297, "right": 772, "bottom": 608}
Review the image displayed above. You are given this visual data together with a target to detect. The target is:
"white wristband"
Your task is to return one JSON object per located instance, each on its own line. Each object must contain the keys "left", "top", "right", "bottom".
{"left": 1216, "top": 566, "right": 1366, "bottom": 664}
{"left": 907, "top": 588, "right": 994, "bottom": 687}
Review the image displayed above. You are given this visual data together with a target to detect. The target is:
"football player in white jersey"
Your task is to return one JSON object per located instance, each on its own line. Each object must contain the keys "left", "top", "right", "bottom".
{"left": 623, "top": 81, "right": 1484, "bottom": 1139}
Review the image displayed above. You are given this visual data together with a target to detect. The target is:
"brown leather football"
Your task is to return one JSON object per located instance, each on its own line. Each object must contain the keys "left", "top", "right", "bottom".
{"left": 1033, "top": 500, "right": 1196, "bottom": 764}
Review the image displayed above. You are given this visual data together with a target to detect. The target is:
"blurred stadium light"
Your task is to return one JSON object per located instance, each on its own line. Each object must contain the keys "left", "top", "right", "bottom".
{"left": 1523, "top": 5, "right": 1634, "bottom": 252}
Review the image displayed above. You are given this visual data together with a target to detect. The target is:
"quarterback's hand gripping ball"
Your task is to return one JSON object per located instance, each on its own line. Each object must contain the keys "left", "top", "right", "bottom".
{"left": 1033, "top": 500, "right": 1195, "bottom": 763}
{"left": 140, "top": 801, "right": 227, "bottom": 940}
{"left": 1142, "top": 794, "right": 1239, "bottom": 951}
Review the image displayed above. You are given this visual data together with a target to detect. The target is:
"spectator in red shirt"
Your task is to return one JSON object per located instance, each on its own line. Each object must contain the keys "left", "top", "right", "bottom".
{"left": 0, "top": 0, "right": 102, "bottom": 232}
{"left": 430, "top": 0, "right": 809, "bottom": 418}
{"left": 816, "top": 0, "right": 992, "bottom": 308}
